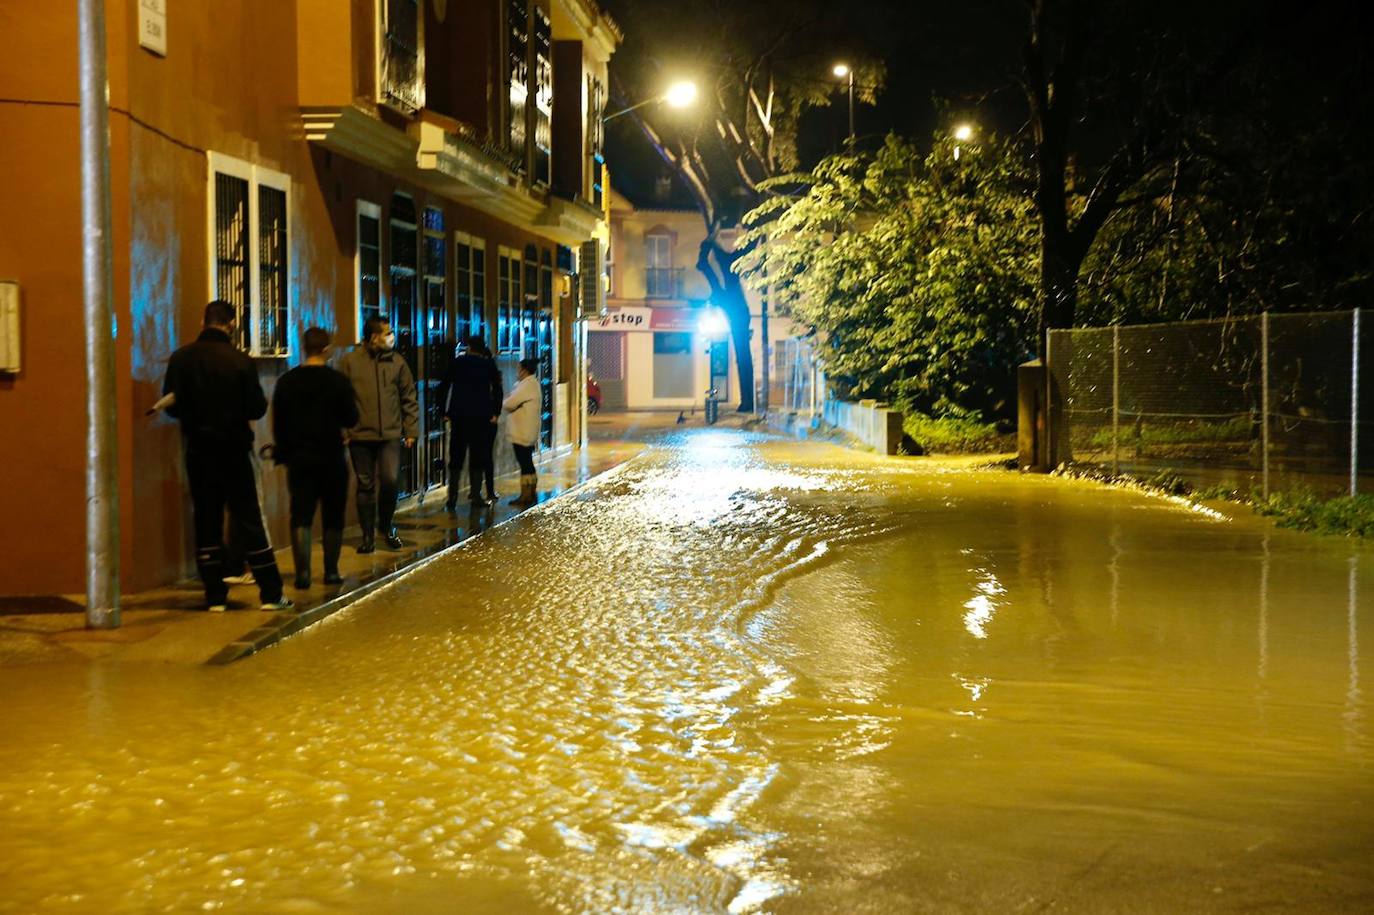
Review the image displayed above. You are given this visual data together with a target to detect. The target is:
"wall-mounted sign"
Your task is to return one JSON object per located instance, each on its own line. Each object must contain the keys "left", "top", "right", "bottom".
{"left": 589, "top": 307, "right": 651, "bottom": 331}
{"left": 139, "top": 0, "right": 167, "bottom": 57}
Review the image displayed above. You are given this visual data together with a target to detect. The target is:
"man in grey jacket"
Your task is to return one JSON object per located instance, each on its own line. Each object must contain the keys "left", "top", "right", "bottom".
{"left": 339, "top": 317, "right": 419, "bottom": 553}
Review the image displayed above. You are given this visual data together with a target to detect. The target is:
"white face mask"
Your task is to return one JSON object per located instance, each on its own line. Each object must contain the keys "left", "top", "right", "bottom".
{"left": 374, "top": 332, "right": 395, "bottom": 352}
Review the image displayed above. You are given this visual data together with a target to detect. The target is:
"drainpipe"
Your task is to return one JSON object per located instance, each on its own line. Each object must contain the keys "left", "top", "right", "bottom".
{"left": 79, "top": 0, "right": 121, "bottom": 629}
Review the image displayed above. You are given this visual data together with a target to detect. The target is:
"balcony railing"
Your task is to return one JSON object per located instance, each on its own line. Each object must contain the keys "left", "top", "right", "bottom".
{"left": 645, "top": 267, "right": 685, "bottom": 299}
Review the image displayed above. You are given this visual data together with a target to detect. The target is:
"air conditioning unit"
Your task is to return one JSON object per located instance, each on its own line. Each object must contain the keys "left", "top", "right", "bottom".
{"left": 0, "top": 281, "right": 19, "bottom": 374}
{"left": 577, "top": 239, "right": 606, "bottom": 319}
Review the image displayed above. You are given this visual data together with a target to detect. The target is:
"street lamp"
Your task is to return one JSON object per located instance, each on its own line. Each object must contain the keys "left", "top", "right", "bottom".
{"left": 603, "top": 80, "right": 699, "bottom": 122}
{"left": 953, "top": 122, "right": 974, "bottom": 160}
{"left": 832, "top": 63, "right": 855, "bottom": 144}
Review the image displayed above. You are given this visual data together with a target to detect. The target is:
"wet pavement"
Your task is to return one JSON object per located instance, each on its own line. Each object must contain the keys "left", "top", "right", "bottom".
{"left": 1, "top": 426, "right": 1371, "bottom": 912}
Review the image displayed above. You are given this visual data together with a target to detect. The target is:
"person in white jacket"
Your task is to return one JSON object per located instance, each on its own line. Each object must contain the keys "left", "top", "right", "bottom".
{"left": 502, "top": 357, "right": 542, "bottom": 506}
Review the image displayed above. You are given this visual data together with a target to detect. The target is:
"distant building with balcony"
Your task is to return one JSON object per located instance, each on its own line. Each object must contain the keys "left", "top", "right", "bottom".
{"left": 590, "top": 188, "right": 793, "bottom": 412}
{"left": 0, "top": 0, "right": 619, "bottom": 595}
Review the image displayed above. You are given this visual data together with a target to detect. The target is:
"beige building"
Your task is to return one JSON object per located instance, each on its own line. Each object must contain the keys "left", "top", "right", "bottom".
{"left": 592, "top": 189, "right": 794, "bottom": 412}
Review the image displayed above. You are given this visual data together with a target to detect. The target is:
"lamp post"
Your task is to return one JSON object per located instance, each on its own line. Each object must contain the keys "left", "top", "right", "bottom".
{"left": 603, "top": 80, "right": 698, "bottom": 123}
{"left": 832, "top": 63, "right": 855, "bottom": 144}
{"left": 953, "top": 122, "right": 974, "bottom": 161}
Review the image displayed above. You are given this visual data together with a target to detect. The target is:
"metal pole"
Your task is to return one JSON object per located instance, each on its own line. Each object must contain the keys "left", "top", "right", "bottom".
{"left": 1112, "top": 324, "right": 1120, "bottom": 477}
{"left": 847, "top": 72, "right": 855, "bottom": 144}
{"left": 759, "top": 270, "right": 770, "bottom": 414}
{"left": 1261, "top": 311, "right": 1270, "bottom": 499}
{"left": 79, "top": 0, "right": 121, "bottom": 629}
{"left": 1352, "top": 308, "right": 1360, "bottom": 497}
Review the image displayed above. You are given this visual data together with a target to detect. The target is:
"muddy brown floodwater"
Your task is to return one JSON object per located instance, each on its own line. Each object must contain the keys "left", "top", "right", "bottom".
{"left": 1, "top": 430, "right": 1370, "bottom": 913}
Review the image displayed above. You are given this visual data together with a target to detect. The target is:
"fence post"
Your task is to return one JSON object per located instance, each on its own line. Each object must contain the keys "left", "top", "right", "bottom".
{"left": 1352, "top": 308, "right": 1361, "bottom": 497}
{"left": 1261, "top": 311, "right": 1270, "bottom": 499}
{"left": 1112, "top": 324, "right": 1120, "bottom": 476}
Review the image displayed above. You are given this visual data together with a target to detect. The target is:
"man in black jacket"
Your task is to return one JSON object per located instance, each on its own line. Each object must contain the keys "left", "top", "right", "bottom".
{"left": 162, "top": 300, "right": 291, "bottom": 611}
{"left": 436, "top": 334, "right": 503, "bottom": 510}
{"left": 271, "top": 327, "right": 359, "bottom": 590}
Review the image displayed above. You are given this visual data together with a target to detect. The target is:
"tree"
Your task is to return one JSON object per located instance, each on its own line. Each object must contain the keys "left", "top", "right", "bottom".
{"left": 603, "top": 0, "right": 885, "bottom": 411}
{"left": 736, "top": 132, "right": 1039, "bottom": 419}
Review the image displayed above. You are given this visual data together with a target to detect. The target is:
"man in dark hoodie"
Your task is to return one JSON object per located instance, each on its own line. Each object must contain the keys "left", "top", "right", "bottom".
{"left": 272, "top": 326, "right": 359, "bottom": 590}
{"left": 436, "top": 334, "right": 503, "bottom": 510}
{"left": 162, "top": 300, "right": 292, "bottom": 612}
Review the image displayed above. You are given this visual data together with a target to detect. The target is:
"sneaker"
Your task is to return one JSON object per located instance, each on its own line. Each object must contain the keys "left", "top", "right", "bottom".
{"left": 207, "top": 603, "right": 227, "bottom": 613}
{"left": 223, "top": 573, "right": 255, "bottom": 586}
{"left": 322, "top": 571, "right": 343, "bottom": 586}
{"left": 383, "top": 531, "right": 405, "bottom": 550}
{"left": 260, "top": 597, "right": 295, "bottom": 612}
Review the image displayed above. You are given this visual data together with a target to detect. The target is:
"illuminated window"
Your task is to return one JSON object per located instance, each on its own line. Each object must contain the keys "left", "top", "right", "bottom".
{"left": 208, "top": 151, "right": 291, "bottom": 356}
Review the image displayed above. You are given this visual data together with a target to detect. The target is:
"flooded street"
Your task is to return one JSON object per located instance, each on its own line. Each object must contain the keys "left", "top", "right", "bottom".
{"left": 2, "top": 429, "right": 1371, "bottom": 913}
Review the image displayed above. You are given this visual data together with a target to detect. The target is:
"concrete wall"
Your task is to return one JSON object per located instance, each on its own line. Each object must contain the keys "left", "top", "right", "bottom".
{"left": 822, "top": 399, "right": 905, "bottom": 455}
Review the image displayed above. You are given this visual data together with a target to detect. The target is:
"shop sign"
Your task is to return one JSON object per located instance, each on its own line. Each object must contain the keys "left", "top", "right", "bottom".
{"left": 589, "top": 307, "right": 652, "bottom": 331}
{"left": 650, "top": 309, "right": 698, "bottom": 332}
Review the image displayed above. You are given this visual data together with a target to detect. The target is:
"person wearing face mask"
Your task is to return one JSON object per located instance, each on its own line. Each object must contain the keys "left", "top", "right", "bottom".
{"left": 339, "top": 316, "right": 419, "bottom": 553}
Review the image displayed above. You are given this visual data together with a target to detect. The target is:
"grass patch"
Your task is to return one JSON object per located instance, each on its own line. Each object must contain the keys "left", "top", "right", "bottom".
{"left": 1252, "top": 488, "right": 1374, "bottom": 537}
{"left": 902, "top": 412, "right": 1010, "bottom": 454}
{"left": 1089, "top": 416, "right": 1254, "bottom": 449}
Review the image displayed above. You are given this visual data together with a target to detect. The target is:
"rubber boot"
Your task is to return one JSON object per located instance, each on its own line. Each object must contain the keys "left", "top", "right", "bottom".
{"left": 322, "top": 528, "right": 343, "bottom": 585}
{"left": 514, "top": 474, "right": 537, "bottom": 507}
{"left": 290, "top": 527, "right": 312, "bottom": 590}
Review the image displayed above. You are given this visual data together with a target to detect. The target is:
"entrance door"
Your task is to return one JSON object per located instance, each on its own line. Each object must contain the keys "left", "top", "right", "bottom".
{"left": 422, "top": 206, "right": 448, "bottom": 491}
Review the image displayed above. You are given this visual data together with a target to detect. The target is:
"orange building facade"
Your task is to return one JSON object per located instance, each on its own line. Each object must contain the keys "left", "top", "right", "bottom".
{"left": 0, "top": 0, "right": 618, "bottom": 595}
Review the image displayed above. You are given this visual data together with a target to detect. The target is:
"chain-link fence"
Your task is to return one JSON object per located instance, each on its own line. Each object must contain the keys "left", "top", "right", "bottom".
{"left": 1048, "top": 310, "right": 1372, "bottom": 496}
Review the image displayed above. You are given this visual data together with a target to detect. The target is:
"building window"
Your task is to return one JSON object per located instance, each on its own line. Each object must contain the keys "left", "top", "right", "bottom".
{"left": 507, "top": 0, "right": 529, "bottom": 168}
{"left": 523, "top": 244, "right": 539, "bottom": 358}
{"left": 455, "top": 233, "right": 487, "bottom": 345}
{"left": 208, "top": 152, "right": 291, "bottom": 357}
{"left": 356, "top": 201, "right": 382, "bottom": 340}
{"left": 498, "top": 246, "right": 522, "bottom": 353}
{"left": 380, "top": 0, "right": 423, "bottom": 114}
{"left": 422, "top": 206, "right": 447, "bottom": 490}
{"left": 645, "top": 232, "right": 675, "bottom": 299}
{"left": 532, "top": 7, "right": 552, "bottom": 186}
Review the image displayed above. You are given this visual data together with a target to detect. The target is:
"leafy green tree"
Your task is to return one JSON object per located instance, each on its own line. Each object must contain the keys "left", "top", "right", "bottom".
{"left": 736, "top": 132, "right": 1039, "bottom": 419}
{"left": 604, "top": 0, "right": 886, "bottom": 411}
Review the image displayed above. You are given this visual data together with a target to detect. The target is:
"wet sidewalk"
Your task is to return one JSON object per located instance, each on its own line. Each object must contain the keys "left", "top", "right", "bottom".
{"left": 0, "top": 430, "right": 649, "bottom": 667}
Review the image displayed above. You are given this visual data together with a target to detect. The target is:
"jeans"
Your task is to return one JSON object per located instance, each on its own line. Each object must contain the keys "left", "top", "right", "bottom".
{"left": 513, "top": 443, "right": 536, "bottom": 476}
{"left": 447, "top": 417, "right": 491, "bottom": 502}
{"left": 287, "top": 454, "right": 349, "bottom": 531}
{"left": 349, "top": 439, "right": 401, "bottom": 534}
{"left": 185, "top": 445, "right": 283, "bottom": 605}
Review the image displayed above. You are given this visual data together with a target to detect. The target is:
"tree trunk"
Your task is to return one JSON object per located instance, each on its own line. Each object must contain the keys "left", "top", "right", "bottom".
{"left": 698, "top": 237, "right": 755, "bottom": 412}
{"left": 1038, "top": 230, "right": 1081, "bottom": 352}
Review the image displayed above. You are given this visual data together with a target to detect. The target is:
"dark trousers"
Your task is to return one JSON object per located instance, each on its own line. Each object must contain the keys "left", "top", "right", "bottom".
{"left": 185, "top": 446, "right": 283, "bottom": 605}
{"left": 287, "top": 454, "right": 349, "bottom": 530}
{"left": 349, "top": 439, "right": 400, "bottom": 534}
{"left": 482, "top": 422, "right": 498, "bottom": 496}
{"left": 513, "top": 443, "right": 536, "bottom": 475}
{"left": 447, "top": 417, "right": 490, "bottom": 502}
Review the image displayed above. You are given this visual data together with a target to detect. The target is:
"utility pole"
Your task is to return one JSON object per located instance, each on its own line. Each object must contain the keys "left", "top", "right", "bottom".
{"left": 79, "top": 0, "right": 121, "bottom": 629}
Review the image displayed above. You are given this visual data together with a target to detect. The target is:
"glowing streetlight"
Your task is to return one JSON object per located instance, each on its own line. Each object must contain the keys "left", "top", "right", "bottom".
{"left": 603, "top": 80, "right": 700, "bottom": 122}
{"left": 953, "top": 123, "right": 975, "bottom": 160}
{"left": 699, "top": 308, "right": 729, "bottom": 339}
{"left": 832, "top": 63, "right": 855, "bottom": 144}
{"left": 664, "top": 80, "right": 698, "bottom": 109}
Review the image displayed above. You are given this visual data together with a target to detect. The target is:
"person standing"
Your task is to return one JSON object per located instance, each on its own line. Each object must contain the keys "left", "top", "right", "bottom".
{"left": 502, "top": 357, "right": 542, "bottom": 507}
{"left": 339, "top": 317, "right": 418, "bottom": 553}
{"left": 162, "top": 300, "right": 292, "bottom": 612}
{"left": 436, "top": 334, "right": 503, "bottom": 510}
{"left": 272, "top": 327, "right": 360, "bottom": 589}
{"left": 471, "top": 337, "right": 501, "bottom": 503}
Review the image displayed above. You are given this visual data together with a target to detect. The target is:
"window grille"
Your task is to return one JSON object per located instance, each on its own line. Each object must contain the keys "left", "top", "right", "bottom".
{"left": 587, "top": 76, "right": 606, "bottom": 207}
{"left": 214, "top": 173, "right": 251, "bottom": 350}
{"left": 382, "top": 0, "right": 422, "bottom": 114}
{"left": 257, "top": 186, "right": 288, "bottom": 356}
{"left": 532, "top": 8, "right": 552, "bottom": 185}
{"left": 507, "top": 0, "right": 529, "bottom": 167}
{"left": 422, "top": 207, "right": 447, "bottom": 490}
{"left": 389, "top": 194, "right": 420, "bottom": 496}
{"left": 456, "top": 234, "right": 487, "bottom": 344}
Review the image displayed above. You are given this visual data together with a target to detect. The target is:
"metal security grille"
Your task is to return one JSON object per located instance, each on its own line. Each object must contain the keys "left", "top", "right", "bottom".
{"left": 382, "top": 0, "right": 421, "bottom": 113}
{"left": 213, "top": 172, "right": 250, "bottom": 350}
{"left": 390, "top": 195, "right": 419, "bottom": 496}
{"left": 1048, "top": 310, "right": 1371, "bottom": 497}
{"left": 539, "top": 249, "right": 554, "bottom": 447}
{"left": 422, "top": 208, "right": 447, "bottom": 490}
{"left": 257, "top": 185, "right": 288, "bottom": 356}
